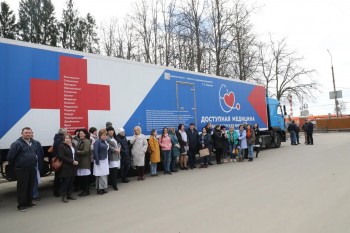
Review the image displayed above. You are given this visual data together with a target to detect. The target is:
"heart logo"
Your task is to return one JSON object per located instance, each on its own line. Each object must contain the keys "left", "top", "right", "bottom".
{"left": 224, "top": 92, "right": 235, "bottom": 108}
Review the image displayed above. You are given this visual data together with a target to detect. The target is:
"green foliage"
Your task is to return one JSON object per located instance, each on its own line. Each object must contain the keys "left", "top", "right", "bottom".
{"left": 18, "top": 0, "right": 58, "bottom": 46}
{"left": 59, "top": 0, "right": 79, "bottom": 49}
{"left": 59, "top": 0, "right": 99, "bottom": 53}
{"left": 0, "top": 1, "right": 17, "bottom": 39}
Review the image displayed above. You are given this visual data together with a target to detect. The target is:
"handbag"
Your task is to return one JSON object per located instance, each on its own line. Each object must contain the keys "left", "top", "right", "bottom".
{"left": 199, "top": 148, "right": 210, "bottom": 157}
{"left": 50, "top": 157, "right": 62, "bottom": 172}
{"left": 47, "top": 145, "right": 53, "bottom": 153}
{"left": 147, "top": 144, "right": 152, "bottom": 154}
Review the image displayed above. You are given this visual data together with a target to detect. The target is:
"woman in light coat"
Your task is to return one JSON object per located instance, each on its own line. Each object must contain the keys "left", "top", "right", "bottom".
{"left": 130, "top": 126, "right": 148, "bottom": 181}
{"left": 149, "top": 129, "right": 160, "bottom": 176}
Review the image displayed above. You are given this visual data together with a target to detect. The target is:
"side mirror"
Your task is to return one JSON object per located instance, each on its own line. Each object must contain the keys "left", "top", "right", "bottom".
{"left": 283, "top": 105, "right": 287, "bottom": 116}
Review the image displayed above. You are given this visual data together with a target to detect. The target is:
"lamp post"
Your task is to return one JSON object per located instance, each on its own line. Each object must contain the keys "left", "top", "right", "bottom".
{"left": 327, "top": 49, "right": 339, "bottom": 118}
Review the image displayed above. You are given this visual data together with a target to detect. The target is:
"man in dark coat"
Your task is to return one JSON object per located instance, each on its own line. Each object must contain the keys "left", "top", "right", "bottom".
{"left": 305, "top": 120, "right": 314, "bottom": 145}
{"left": 288, "top": 120, "right": 298, "bottom": 145}
{"left": 295, "top": 124, "right": 301, "bottom": 144}
{"left": 186, "top": 123, "right": 199, "bottom": 169}
{"left": 302, "top": 122, "right": 308, "bottom": 144}
{"left": 116, "top": 128, "right": 131, "bottom": 183}
{"left": 7, "top": 127, "right": 39, "bottom": 212}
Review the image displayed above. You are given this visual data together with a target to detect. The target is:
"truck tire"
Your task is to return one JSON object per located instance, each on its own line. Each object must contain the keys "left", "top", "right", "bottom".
{"left": 273, "top": 133, "right": 281, "bottom": 148}
{"left": 1, "top": 161, "right": 16, "bottom": 181}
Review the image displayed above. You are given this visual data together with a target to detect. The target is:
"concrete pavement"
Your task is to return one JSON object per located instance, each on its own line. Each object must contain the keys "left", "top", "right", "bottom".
{"left": 0, "top": 132, "right": 349, "bottom": 233}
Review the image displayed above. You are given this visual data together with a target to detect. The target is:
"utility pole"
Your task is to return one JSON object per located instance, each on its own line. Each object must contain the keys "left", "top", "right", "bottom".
{"left": 327, "top": 49, "right": 339, "bottom": 118}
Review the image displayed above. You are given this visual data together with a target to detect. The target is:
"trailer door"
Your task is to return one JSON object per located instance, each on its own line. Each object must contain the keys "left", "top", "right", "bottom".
{"left": 176, "top": 81, "right": 197, "bottom": 125}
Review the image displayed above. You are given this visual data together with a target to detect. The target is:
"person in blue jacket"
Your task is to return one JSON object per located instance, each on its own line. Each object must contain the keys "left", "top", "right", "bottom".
{"left": 237, "top": 125, "right": 247, "bottom": 162}
{"left": 93, "top": 129, "right": 110, "bottom": 194}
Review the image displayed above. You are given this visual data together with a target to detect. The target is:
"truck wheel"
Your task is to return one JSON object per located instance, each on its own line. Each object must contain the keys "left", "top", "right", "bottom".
{"left": 0, "top": 161, "right": 5, "bottom": 179}
{"left": 1, "top": 161, "right": 16, "bottom": 181}
{"left": 40, "top": 160, "right": 52, "bottom": 177}
{"left": 273, "top": 133, "right": 281, "bottom": 148}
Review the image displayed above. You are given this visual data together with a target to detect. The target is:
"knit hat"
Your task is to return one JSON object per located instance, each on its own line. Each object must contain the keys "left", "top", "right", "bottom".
{"left": 117, "top": 128, "right": 125, "bottom": 134}
{"left": 106, "top": 126, "right": 115, "bottom": 132}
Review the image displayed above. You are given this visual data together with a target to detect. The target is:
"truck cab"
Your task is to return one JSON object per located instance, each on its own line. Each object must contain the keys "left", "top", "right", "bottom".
{"left": 259, "top": 97, "right": 286, "bottom": 148}
{"left": 267, "top": 98, "right": 285, "bottom": 132}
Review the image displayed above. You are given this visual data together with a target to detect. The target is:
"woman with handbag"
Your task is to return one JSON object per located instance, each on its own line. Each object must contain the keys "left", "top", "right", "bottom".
{"left": 130, "top": 126, "right": 148, "bottom": 181}
{"left": 198, "top": 127, "right": 211, "bottom": 168}
{"left": 227, "top": 126, "right": 239, "bottom": 162}
{"left": 148, "top": 129, "right": 160, "bottom": 176}
{"left": 76, "top": 129, "right": 91, "bottom": 197}
{"left": 57, "top": 134, "right": 78, "bottom": 203}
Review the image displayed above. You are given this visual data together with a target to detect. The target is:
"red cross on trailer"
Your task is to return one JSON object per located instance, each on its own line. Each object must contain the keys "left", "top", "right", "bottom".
{"left": 30, "top": 56, "right": 110, "bottom": 134}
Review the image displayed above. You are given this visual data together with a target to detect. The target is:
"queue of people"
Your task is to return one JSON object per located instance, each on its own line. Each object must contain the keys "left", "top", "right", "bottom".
{"left": 6, "top": 122, "right": 281, "bottom": 212}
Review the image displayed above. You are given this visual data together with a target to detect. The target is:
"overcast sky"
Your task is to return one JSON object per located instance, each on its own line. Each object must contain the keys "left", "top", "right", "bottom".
{"left": 9, "top": 0, "right": 350, "bottom": 116}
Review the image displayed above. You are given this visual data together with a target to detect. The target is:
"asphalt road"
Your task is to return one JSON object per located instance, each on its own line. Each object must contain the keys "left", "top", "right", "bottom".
{"left": 0, "top": 132, "right": 349, "bottom": 233}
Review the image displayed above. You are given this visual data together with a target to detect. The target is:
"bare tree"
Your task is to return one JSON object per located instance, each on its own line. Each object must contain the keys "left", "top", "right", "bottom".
{"left": 123, "top": 17, "right": 136, "bottom": 60}
{"left": 258, "top": 41, "right": 274, "bottom": 95}
{"left": 131, "top": 0, "right": 153, "bottom": 63}
{"left": 100, "top": 19, "right": 117, "bottom": 56}
{"left": 178, "top": 0, "right": 208, "bottom": 72}
{"left": 208, "top": 0, "right": 234, "bottom": 76}
{"left": 159, "top": 0, "right": 177, "bottom": 66}
{"left": 114, "top": 20, "right": 125, "bottom": 58}
{"left": 337, "top": 100, "right": 346, "bottom": 116}
{"left": 230, "top": 0, "right": 258, "bottom": 80}
{"left": 263, "top": 36, "right": 318, "bottom": 101}
{"left": 150, "top": 0, "right": 160, "bottom": 64}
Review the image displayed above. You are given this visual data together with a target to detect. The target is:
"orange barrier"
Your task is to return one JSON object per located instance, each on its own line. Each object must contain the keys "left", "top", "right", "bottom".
{"left": 316, "top": 118, "right": 350, "bottom": 130}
